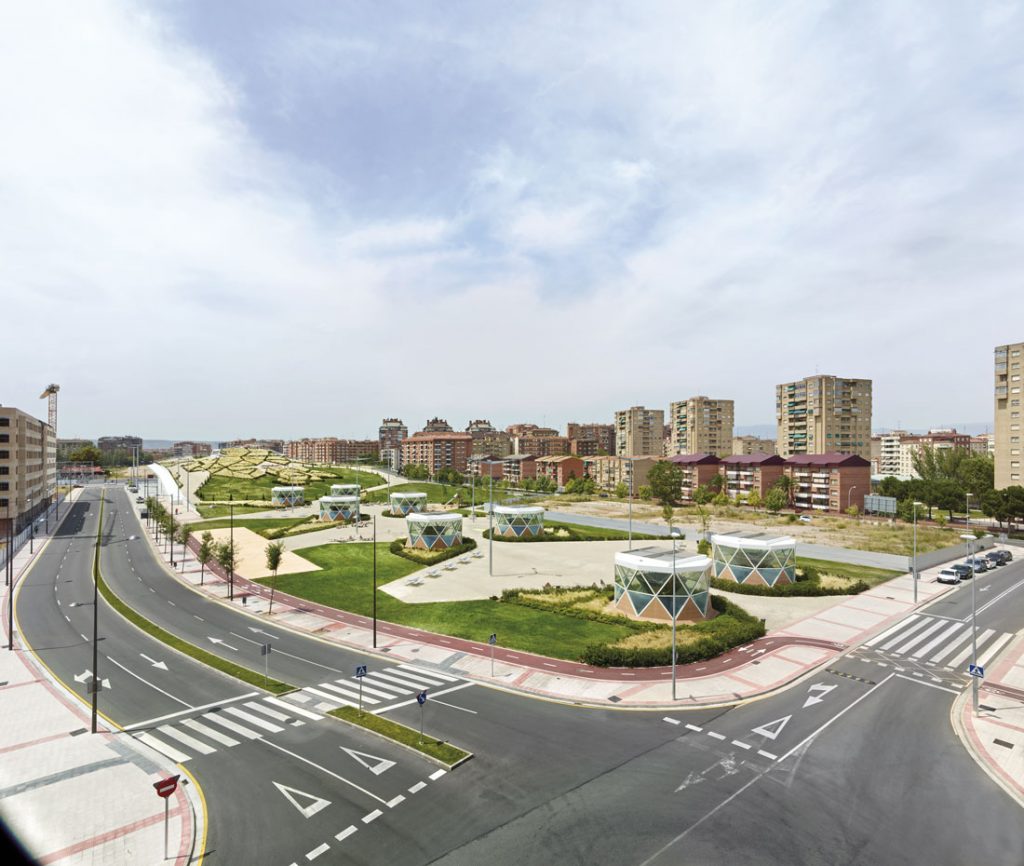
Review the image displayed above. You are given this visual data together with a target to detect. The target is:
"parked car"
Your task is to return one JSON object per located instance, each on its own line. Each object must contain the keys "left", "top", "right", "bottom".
{"left": 798, "top": 515, "right": 812, "bottom": 523}
{"left": 984, "top": 551, "right": 1005, "bottom": 567}
{"left": 135, "top": 496, "right": 144, "bottom": 504}
{"left": 950, "top": 563, "right": 973, "bottom": 579}
{"left": 936, "top": 568, "right": 961, "bottom": 585}
{"left": 1002, "top": 549, "right": 1014, "bottom": 562}
{"left": 988, "top": 549, "right": 1012, "bottom": 565}
{"left": 966, "top": 557, "right": 989, "bottom": 573}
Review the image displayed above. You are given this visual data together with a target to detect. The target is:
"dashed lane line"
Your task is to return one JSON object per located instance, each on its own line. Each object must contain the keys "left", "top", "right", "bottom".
{"left": 707, "top": 731, "right": 726, "bottom": 741}
{"left": 362, "top": 809, "right": 382, "bottom": 824}
{"left": 408, "top": 782, "right": 426, "bottom": 794}
{"left": 387, "top": 795, "right": 405, "bottom": 808}
{"left": 685, "top": 724, "right": 703, "bottom": 732}
{"left": 664, "top": 717, "right": 680, "bottom": 725}
{"left": 335, "top": 826, "right": 357, "bottom": 842}
{"left": 429, "top": 769, "right": 446, "bottom": 781}
{"left": 757, "top": 750, "right": 777, "bottom": 761}
{"left": 306, "top": 842, "right": 329, "bottom": 861}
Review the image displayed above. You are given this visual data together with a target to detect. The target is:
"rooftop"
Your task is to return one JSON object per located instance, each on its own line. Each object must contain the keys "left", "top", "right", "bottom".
{"left": 668, "top": 453, "right": 721, "bottom": 465}
{"left": 720, "top": 452, "right": 785, "bottom": 466}
{"left": 785, "top": 452, "right": 870, "bottom": 467}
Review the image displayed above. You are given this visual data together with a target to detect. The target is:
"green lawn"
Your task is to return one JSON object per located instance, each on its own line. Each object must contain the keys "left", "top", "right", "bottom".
{"left": 362, "top": 482, "right": 479, "bottom": 506}
{"left": 188, "top": 516, "right": 345, "bottom": 540}
{"left": 796, "top": 557, "right": 903, "bottom": 587}
{"left": 196, "top": 466, "right": 385, "bottom": 503}
{"left": 194, "top": 503, "right": 271, "bottom": 519}
{"left": 256, "top": 543, "right": 639, "bottom": 660}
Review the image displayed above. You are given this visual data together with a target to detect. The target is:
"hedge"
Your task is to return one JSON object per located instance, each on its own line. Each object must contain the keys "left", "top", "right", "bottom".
{"left": 389, "top": 537, "right": 477, "bottom": 565}
{"left": 709, "top": 566, "right": 869, "bottom": 597}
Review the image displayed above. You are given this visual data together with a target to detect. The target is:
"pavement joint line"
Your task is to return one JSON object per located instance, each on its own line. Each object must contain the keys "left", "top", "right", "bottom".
{"left": 362, "top": 809, "right": 382, "bottom": 824}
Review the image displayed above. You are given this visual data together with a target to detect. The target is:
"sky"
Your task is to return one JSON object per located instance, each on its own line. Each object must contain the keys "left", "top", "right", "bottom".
{"left": 1, "top": 1, "right": 1022, "bottom": 441}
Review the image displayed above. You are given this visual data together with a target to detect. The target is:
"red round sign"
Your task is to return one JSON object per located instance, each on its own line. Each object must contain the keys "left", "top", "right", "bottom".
{"left": 153, "top": 775, "right": 180, "bottom": 798}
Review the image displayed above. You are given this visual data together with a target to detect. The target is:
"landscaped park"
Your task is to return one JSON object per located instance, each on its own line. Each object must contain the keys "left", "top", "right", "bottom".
{"left": 165, "top": 449, "right": 918, "bottom": 669}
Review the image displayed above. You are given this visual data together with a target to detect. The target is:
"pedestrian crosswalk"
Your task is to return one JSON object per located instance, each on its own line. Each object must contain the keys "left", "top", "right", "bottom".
{"left": 862, "top": 613, "right": 1014, "bottom": 672}
{"left": 292, "top": 663, "right": 464, "bottom": 713}
{"left": 128, "top": 664, "right": 465, "bottom": 764}
{"left": 129, "top": 695, "right": 323, "bottom": 764}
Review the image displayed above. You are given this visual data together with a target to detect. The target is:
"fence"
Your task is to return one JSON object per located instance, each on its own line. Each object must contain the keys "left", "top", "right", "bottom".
{"left": 0, "top": 496, "right": 68, "bottom": 572}
{"left": 914, "top": 535, "right": 997, "bottom": 572}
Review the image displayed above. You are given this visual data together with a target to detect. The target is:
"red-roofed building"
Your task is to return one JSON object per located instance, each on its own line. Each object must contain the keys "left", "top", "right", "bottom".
{"left": 718, "top": 453, "right": 785, "bottom": 500}
{"left": 784, "top": 453, "right": 870, "bottom": 513}
{"left": 668, "top": 453, "right": 722, "bottom": 501}
{"left": 400, "top": 431, "right": 473, "bottom": 476}
{"left": 535, "top": 455, "right": 585, "bottom": 489}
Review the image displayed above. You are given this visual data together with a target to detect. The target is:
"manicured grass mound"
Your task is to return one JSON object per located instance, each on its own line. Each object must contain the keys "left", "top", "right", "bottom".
{"left": 389, "top": 537, "right": 477, "bottom": 565}
{"left": 329, "top": 707, "right": 470, "bottom": 767}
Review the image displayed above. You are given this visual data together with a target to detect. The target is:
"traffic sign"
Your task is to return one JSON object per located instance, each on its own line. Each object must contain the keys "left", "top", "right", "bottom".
{"left": 488, "top": 633, "right": 497, "bottom": 645}
{"left": 153, "top": 775, "right": 180, "bottom": 799}
{"left": 355, "top": 664, "right": 367, "bottom": 678}
{"left": 969, "top": 664, "right": 985, "bottom": 678}
{"left": 260, "top": 643, "right": 272, "bottom": 656}
{"left": 417, "top": 690, "right": 428, "bottom": 705}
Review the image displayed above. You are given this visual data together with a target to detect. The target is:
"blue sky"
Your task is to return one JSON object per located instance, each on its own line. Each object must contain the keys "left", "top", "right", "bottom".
{"left": 1, "top": 1, "right": 1022, "bottom": 440}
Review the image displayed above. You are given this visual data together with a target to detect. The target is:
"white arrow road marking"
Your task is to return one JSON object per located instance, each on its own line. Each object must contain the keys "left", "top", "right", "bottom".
{"left": 140, "top": 654, "right": 169, "bottom": 671}
{"left": 675, "top": 771, "right": 705, "bottom": 792}
{"left": 751, "top": 715, "right": 791, "bottom": 741}
{"left": 341, "top": 747, "right": 396, "bottom": 776}
{"left": 272, "top": 782, "right": 331, "bottom": 819}
{"left": 802, "top": 683, "right": 838, "bottom": 708}
{"left": 248, "top": 626, "right": 279, "bottom": 638}
{"left": 74, "top": 669, "right": 93, "bottom": 684}
{"left": 207, "top": 637, "right": 239, "bottom": 651}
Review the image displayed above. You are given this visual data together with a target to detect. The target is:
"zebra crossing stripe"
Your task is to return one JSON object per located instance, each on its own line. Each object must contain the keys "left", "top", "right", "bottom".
{"left": 223, "top": 706, "right": 285, "bottom": 733}
{"left": 930, "top": 628, "right": 975, "bottom": 664}
{"left": 880, "top": 618, "right": 933, "bottom": 652}
{"left": 316, "top": 682, "right": 379, "bottom": 704}
{"left": 864, "top": 615, "right": 919, "bottom": 648}
{"left": 357, "top": 675, "right": 411, "bottom": 697}
{"left": 181, "top": 718, "right": 239, "bottom": 747}
{"left": 911, "top": 622, "right": 964, "bottom": 659}
{"left": 244, "top": 701, "right": 299, "bottom": 723}
{"left": 368, "top": 670, "right": 436, "bottom": 690}
{"left": 978, "top": 633, "right": 1013, "bottom": 667}
{"left": 891, "top": 620, "right": 949, "bottom": 655}
{"left": 397, "top": 663, "right": 460, "bottom": 683}
{"left": 304, "top": 686, "right": 356, "bottom": 706}
{"left": 946, "top": 629, "right": 995, "bottom": 669}
{"left": 341, "top": 678, "right": 398, "bottom": 700}
{"left": 158, "top": 724, "right": 217, "bottom": 755}
{"left": 264, "top": 696, "right": 322, "bottom": 721}
{"left": 203, "top": 711, "right": 264, "bottom": 740}
{"left": 135, "top": 732, "right": 191, "bottom": 763}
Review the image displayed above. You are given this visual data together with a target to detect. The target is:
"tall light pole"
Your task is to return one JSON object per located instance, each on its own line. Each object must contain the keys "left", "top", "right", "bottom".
{"left": 488, "top": 466, "right": 495, "bottom": 576}
{"left": 670, "top": 528, "right": 681, "bottom": 701}
{"left": 228, "top": 494, "right": 235, "bottom": 601}
{"left": 912, "top": 500, "right": 923, "bottom": 604}
{"left": 627, "top": 457, "right": 634, "bottom": 551}
{"left": 70, "top": 590, "right": 100, "bottom": 733}
{"left": 372, "top": 514, "right": 377, "bottom": 648}
{"left": 961, "top": 532, "right": 979, "bottom": 714}
{"left": 847, "top": 485, "right": 858, "bottom": 512}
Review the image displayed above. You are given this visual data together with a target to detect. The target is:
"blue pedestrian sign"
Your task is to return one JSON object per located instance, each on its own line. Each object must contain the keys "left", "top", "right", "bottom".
{"left": 355, "top": 665, "right": 367, "bottom": 678}
{"left": 416, "top": 690, "right": 428, "bottom": 705}
{"left": 968, "top": 664, "right": 985, "bottom": 678}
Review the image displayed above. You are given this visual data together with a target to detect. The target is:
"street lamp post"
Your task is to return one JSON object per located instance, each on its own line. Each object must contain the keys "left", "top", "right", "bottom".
{"left": 372, "top": 514, "right": 378, "bottom": 648}
{"left": 912, "top": 500, "right": 923, "bottom": 604}
{"left": 488, "top": 468, "right": 495, "bottom": 576}
{"left": 847, "top": 486, "right": 857, "bottom": 512}
{"left": 960, "top": 531, "right": 979, "bottom": 715}
{"left": 228, "top": 494, "right": 235, "bottom": 601}
{"left": 70, "top": 582, "right": 100, "bottom": 732}
{"left": 627, "top": 457, "right": 634, "bottom": 551}
{"left": 670, "top": 528, "right": 681, "bottom": 701}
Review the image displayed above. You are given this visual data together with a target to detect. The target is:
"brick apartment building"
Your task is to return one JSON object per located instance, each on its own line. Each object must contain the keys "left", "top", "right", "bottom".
{"left": 378, "top": 418, "right": 407, "bottom": 451}
{"left": 400, "top": 431, "right": 473, "bottom": 476}
{"left": 776, "top": 375, "right": 872, "bottom": 459}
{"left": 718, "top": 453, "right": 786, "bottom": 500}
{"left": 516, "top": 435, "right": 571, "bottom": 457}
{"left": 472, "top": 431, "right": 513, "bottom": 457}
{"left": 565, "top": 423, "right": 615, "bottom": 456}
{"left": 0, "top": 406, "right": 57, "bottom": 534}
{"left": 468, "top": 455, "right": 504, "bottom": 478}
{"left": 286, "top": 438, "right": 378, "bottom": 463}
{"left": 423, "top": 418, "right": 453, "bottom": 433}
{"left": 614, "top": 407, "right": 665, "bottom": 457}
{"left": 219, "top": 438, "right": 285, "bottom": 453}
{"left": 732, "top": 435, "right": 777, "bottom": 456}
{"left": 501, "top": 454, "right": 537, "bottom": 485}
{"left": 582, "top": 455, "right": 661, "bottom": 491}
{"left": 995, "top": 341, "right": 1023, "bottom": 488}
{"left": 667, "top": 453, "right": 722, "bottom": 501}
{"left": 172, "top": 441, "right": 212, "bottom": 458}
{"left": 535, "top": 455, "right": 584, "bottom": 488}
{"left": 785, "top": 453, "right": 870, "bottom": 513}
{"left": 668, "top": 397, "right": 734, "bottom": 457}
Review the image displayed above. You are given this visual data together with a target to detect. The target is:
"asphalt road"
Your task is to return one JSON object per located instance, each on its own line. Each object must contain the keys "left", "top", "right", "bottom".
{"left": 14, "top": 484, "right": 1024, "bottom": 865}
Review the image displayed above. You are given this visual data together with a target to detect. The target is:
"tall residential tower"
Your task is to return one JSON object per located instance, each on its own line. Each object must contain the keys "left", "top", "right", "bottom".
{"left": 995, "top": 342, "right": 1023, "bottom": 489}
{"left": 668, "top": 396, "right": 734, "bottom": 456}
{"left": 776, "top": 375, "right": 872, "bottom": 459}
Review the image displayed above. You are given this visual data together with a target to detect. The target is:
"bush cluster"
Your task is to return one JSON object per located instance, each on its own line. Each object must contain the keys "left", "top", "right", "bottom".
{"left": 500, "top": 585, "right": 659, "bottom": 631}
{"left": 388, "top": 537, "right": 477, "bottom": 565}
{"left": 709, "top": 565, "right": 868, "bottom": 597}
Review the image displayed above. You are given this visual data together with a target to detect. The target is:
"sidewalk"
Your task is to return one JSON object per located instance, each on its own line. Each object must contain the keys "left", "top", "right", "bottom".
{"left": 0, "top": 489, "right": 199, "bottom": 865}
{"left": 146, "top": 506, "right": 973, "bottom": 710}
{"left": 955, "top": 630, "right": 1024, "bottom": 807}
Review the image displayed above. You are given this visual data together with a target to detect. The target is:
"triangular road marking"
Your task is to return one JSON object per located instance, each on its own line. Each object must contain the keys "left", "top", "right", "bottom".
{"left": 341, "top": 747, "right": 396, "bottom": 776}
{"left": 751, "top": 715, "right": 791, "bottom": 741}
{"left": 273, "top": 782, "right": 331, "bottom": 819}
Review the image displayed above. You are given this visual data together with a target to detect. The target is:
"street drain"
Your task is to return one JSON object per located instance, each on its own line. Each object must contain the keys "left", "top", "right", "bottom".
{"left": 607, "top": 695, "right": 622, "bottom": 703}
{"left": 993, "top": 739, "right": 1014, "bottom": 750}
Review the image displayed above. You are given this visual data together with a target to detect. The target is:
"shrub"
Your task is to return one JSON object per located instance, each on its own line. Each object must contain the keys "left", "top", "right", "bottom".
{"left": 696, "top": 539, "right": 711, "bottom": 555}
{"left": 389, "top": 537, "right": 477, "bottom": 565}
{"left": 709, "top": 575, "right": 868, "bottom": 597}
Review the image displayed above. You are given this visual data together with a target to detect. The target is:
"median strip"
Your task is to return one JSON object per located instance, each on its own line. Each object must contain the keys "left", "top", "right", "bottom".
{"left": 328, "top": 707, "right": 471, "bottom": 769}
{"left": 92, "top": 494, "right": 295, "bottom": 695}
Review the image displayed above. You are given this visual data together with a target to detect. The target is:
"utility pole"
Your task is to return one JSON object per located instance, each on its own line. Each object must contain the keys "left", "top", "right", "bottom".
{"left": 372, "top": 515, "right": 378, "bottom": 648}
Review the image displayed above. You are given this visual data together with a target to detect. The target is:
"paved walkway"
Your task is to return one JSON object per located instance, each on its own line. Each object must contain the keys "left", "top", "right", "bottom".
{"left": 137, "top": 499, "right": 979, "bottom": 710}
{"left": 956, "top": 629, "right": 1024, "bottom": 808}
{"left": 0, "top": 490, "right": 198, "bottom": 865}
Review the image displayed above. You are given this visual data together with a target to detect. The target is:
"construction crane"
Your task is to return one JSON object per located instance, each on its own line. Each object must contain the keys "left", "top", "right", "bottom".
{"left": 39, "top": 384, "right": 59, "bottom": 431}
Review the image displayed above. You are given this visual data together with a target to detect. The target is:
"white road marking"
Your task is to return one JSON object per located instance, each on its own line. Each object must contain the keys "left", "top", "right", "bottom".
{"left": 732, "top": 740, "right": 751, "bottom": 750}
{"left": 358, "top": 675, "right": 411, "bottom": 696}
{"left": 158, "top": 724, "right": 217, "bottom": 755}
{"left": 684, "top": 724, "right": 703, "bottom": 733}
{"left": 362, "top": 809, "right": 382, "bottom": 824}
{"left": 260, "top": 740, "right": 388, "bottom": 805}
{"left": 757, "top": 750, "right": 777, "bottom": 760}
{"left": 978, "top": 632, "right": 1014, "bottom": 667}
{"left": 387, "top": 795, "right": 405, "bottom": 808}
{"left": 878, "top": 617, "right": 932, "bottom": 651}
{"left": 946, "top": 629, "right": 996, "bottom": 669}
{"left": 343, "top": 679, "right": 401, "bottom": 701}
{"left": 181, "top": 718, "right": 239, "bottom": 747}
{"left": 895, "top": 674, "right": 959, "bottom": 694}
{"left": 408, "top": 782, "right": 426, "bottom": 794}
{"left": 243, "top": 701, "right": 295, "bottom": 723}
{"left": 306, "top": 842, "right": 329, "bottom": 860}
{"left": 912, "top": 622, "right": 964, "bottom": 659}
{"left": 64, "top": 615, "right": 70, "bottom": 622}
{"left": 890, "top": 620, "right": 949, "bottom": 656}
{"left": 104, "top": 657, "right": 192, "bottom": 708}
{"left": 397, "top": 663, "right": 460, "bottom": 683}
{"left": 335, "top": 826, "right": 357, "bottom": 842}
{"left": 304, "top": 686, "right": 356, "bottom": 706}
{"left": 202, "top": 712, "right": 264, "bottom": 740}
{"left": 222, "top": 705, "right": 285, "bottom": 733}
{"left": 368, "top": 670, "right": 437, "bottom": 691}
{"left": 930, "top": 627, "right": 975, "bottom": 664}
{"left": 429, "top": 769, "right": 446, "bottom": 781}
{"left": 265, "top": 696, "right": 322, "bottom": 721}
{"left": 707, "top": 731, "right": 725, "bottom": 740}
{"left": 431, "top": 698, "right": 477, "bottom": 714}
{"left": 80, "top": 633, "right": 88, "bottom": 641}
{"left": 123, "top": 692, "right": 261, "bottom": 730}
{"left": 316, "top": 682, "right": 380, "bottom": 705}
{"left": 134, "top": 732, "right": 191, "bottom": 763}
{"left": 664, "top": 717, "right": 681, "bottom": 725}
{"left": 373, "top": 682, "right": 474, "bottom": 714}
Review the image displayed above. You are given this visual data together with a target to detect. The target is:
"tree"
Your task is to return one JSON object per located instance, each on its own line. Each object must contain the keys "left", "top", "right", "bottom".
{"left": 712, "top": 492, "right": 728, "bottom": 507}
{"left": 746, "top": 490, "right": 762, "bottom": 509}
{"left": 197, "top": 531, "right": 214, "bottom": 586}
{"left": 614, "top": 482, "right": 629, "bottom": 499}
{"left": 706, "top": 474, "right": 724, "bottom": 494}
{"left": 638, "top": 485, "right": 653, "bottom": 501}
{"left": 764, "top": 488, "right": 786, "bottom": 514}
{"left": 265, "top": 540, "right": 285, "bottom": 616}
{"left": 177, "top": 524, "right": 192, "bottom": 565}
{"left": 661, "top": 503, "right": 674, "bottom": 527}
{"left": 692, "top": 485, "right": 713, "bottom": 505}
{"left": 647, "top": 461, "right": 683, "bottom": 507}
{"left": 215, "top": 541, "right": 239, "bottom": 589}
{"left": 68, "top": 444, "right": 104, "bottom": 465}
{"left": 773, "top": 475, "right": 794, "bottom": 506}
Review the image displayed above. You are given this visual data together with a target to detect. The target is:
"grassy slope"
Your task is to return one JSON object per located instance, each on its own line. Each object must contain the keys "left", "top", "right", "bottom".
{"left": 796, "top": 557, "right": 903, "bottom": 587}
{"left": 256, "top": 544, "right": 638, "bottom": 660}
{"left": 196, "top": 466, "right": 385, "bottom": 502}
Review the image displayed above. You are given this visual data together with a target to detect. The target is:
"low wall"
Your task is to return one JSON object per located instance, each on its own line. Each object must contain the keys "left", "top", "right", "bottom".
{"left": 914, "top": 536, "right": 997, "bottom": 571}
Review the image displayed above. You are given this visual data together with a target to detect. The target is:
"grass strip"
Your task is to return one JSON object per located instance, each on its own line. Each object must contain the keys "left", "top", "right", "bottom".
{"left": 329, "top": 706, "right": 471, "bottom": 767}
{"left": 93, "top": 497, "right": 295, "bottom": 695}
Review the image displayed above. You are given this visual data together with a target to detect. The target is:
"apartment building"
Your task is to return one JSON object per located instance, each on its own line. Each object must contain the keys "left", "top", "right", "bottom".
{"left": 535, "top": 455, "right": 584, "bottom": 489}
{"left": 582, "top": 455, "right": 660, "bottom": 492}
{"left": 501, "top": 454, "right": 537, "bottom": 485}
{"left": 872, "top": 431, "right": 907, "bottom": 477}
{"left": 286, "top": 438, "right": 378, "bottom": 464}
{"left": 668, "top": 397, "right": 734, "bottom": 457}
{"left": 468, "top": 455, "right": 504, "bottom": 479}
{"left": 400, "top": 431, "right": 473, "bottom": 476}
{"left": 57, "top": 438, "right": 93, "bottom": 459}
{"left": 995, "top": 342, "right": 1023, "bottom": 488}
{"left": 97, "top": 435, "right": 142, "bottom": 454}
{"left": 471, "top": 431, "right": 513, "bottom": 458}
{"left": 785, "top": 453, "right": 870, "bottom": 514}
{"left": 776, "top": 375, "right": 872, "bottom": 459}
{"left": 565, "top": 423, "right": 615, "bottom": 455}
{"left": 219, "top": 439, "right": 285, "bottom": 453}
{"left": 732, "top": 436, "right": 777, "bottom": 456}
{"left": 516, "top": 434, "right": 570, "bottom": 457}
{"left": 667, "top": 453, "right": 722, "bottom": 501}
{"left": 971, "top": 433, "right": 995, "bottom": 456}
{"left": 378, "top": 418, "right": 407, "bottom": 452}
{"left": 423, "top": 417, "right": 453, "bottom": 433}
{"left": 506, "top": 423, "right": 557, "bottom": 439}
{"left": 0, "top": 406, "right": 57, "bottom": 534}
{"left": 614, "top": 406, "right": 665, "bottom": 457}
{"left": 718, "top": 454, "right": 785, "bottom": 500}
{"left": 465, "top": 420, "right": 496, "bottom": 438}
{"left": 172, "top": 441, "right": 212, "bottom": 458}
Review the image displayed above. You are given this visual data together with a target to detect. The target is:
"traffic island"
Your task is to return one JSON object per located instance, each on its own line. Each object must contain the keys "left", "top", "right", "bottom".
{"left": 328, "top": 707, "right": 472, "bottom": 769}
